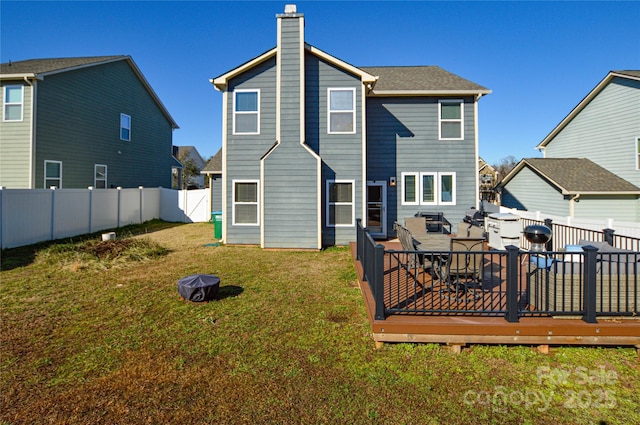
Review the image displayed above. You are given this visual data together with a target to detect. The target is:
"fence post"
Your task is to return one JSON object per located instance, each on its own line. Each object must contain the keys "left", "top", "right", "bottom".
{"left": 88, "top": 187, "right": 93, "bottom": 234}
{"left": 603, "top": 228, "right": 615, "bottom": 246}
{"left": 50, "top": 187, "right": 56, "bottom": 241}
{"left": 117, "top": 187, "right": 122, "bottom": 228}
{"left": 544, "top": 218, "right": 554, "bottom": 251}
{"left": 505, "top": 245, "right": 520, "bottom": 323}
{"left": 582, "top": 245, "right": 598, "bottom": 323}
{"left": 139, "top": 186, "right": 144, "bottom": 224}
{"left": 374, "top": 243, "right": 386, "bottom": 320}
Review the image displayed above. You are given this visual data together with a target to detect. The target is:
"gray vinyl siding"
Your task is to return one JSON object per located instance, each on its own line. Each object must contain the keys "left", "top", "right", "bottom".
{"left": 211, "top": 174, "right": 222, "bottom": 212}
{"left": 366, "top": 96, "right": 477, "bottom": 237}
{"left": 33, "top": 60, "right": 174, "bottom": 189}
{"left": 501, "top": 166, "right": 568, "bottom": 216}
{"left": 305, "top": 53, "right": 363, "bottom": 246}
{"left": 544, "top": 77, "right": 640, "bottom": 187}
{"left": 574, "top": 195, "right": 639, "bottom": 222}
{"left": 0, "top": 81, "right": 32, "bottom": 188}
{"left": 225, "top": 57, "right": 277, "bottom": 245}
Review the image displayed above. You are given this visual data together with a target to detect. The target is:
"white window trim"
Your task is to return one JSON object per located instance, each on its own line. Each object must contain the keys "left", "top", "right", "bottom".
{"left": 327, "top": 87, "right": 356, "bottom": 135}
{"left": 438, "top": 99, "right": 464, "bottom": 140}
{"left": 326, "top": 179, "right": 355, "bottom": 227}
{"left": 401, "top": 171, "right": 457, "bottom": 206}
{"left": 120, "top": 113, "right": 131, "bottom": 141}
{"left": 232, "top": 179, "right": 260, "bottom": 226}
{"left": 438, "top": 172, "right": 457, "bottom": 205}
{"left": 3, "top": 85, "right": 24, "bottom": 122}
{"left": 94, "top": 164, "right": 107, "bottom": 189}
{"left": 636, "top": 136, "right": 640, "bottom": 171}
{"left": 233, "top": 89, "right": 260, "bottom": 135}
{"left": 401, "top": 172, "right": 419, "bottom": 206}
{"left": 44, "top": 160, "right": 62, "bottom": 189}
{"left": 420, "top": 172, "right": 438, "bottom": 206}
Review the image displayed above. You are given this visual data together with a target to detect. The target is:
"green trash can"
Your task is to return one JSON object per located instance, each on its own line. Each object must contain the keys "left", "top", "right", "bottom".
{"left": 212, "top": 210, "right": 222, "bottom": 240}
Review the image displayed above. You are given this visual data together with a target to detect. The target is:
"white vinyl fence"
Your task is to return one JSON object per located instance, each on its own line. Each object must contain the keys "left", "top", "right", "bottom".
{"left": 0, "top": 187, "right": 211, "bottom": 249}
{"left": 498, "top": 206, "right": 640, "bottom": 239}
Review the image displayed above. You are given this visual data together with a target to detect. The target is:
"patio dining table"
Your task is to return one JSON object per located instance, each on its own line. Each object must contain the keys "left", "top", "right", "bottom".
{"left": 412, "top": 233, "right": 453, "bottom": 252}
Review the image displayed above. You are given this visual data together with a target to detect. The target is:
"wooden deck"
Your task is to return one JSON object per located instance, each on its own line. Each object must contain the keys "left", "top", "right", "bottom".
{"left": 351, "top": 241, "right": 640, "bottom": 351}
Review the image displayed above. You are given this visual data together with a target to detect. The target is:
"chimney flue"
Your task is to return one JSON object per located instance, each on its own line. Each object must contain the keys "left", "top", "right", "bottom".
{"left": 284, "top": 4, "right": 297, "bottom": 14}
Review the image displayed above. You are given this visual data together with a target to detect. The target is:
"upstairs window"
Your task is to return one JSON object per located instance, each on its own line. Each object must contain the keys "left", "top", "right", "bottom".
{"left": 44, "top": 160, "right": 62, "bottom": 188}
{"left": 328, "top": 88, "right": 355, "bottom": 134}
{"left": 233, "top": 180, "right": 259, "bottom": 225}
{"left": 327, "top": 180, "right": 355, "bottom": 226}
{"left": 3, "top": 85, "right": 23, "bottom": 121}
{"left": 120, "top": 113, "right": 131, "bottom": 141}
{"left": 439, "top": 99, "right": 463, "bottom": 140}
{"left": 233, "top": 90, "right": 260, "bottom": 134}
{"left": 94, "top": 164, "right": 107, "bottom": 189}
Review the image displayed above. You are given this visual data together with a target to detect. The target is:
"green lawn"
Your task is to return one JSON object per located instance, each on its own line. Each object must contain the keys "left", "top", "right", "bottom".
{"left": 1, "top": 221, "right": 638, "bottom": 424}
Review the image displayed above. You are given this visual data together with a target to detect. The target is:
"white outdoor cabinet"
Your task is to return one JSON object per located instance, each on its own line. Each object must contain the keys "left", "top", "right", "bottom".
{"left": 486, "top": 213, "right": 522, "bottom": 250}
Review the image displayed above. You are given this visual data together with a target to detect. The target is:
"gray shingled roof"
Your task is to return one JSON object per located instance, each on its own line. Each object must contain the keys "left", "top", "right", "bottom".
{"left": 518, "top": 158, "right": 640, "bottom": 193}
{"left": 202, "top": 149, "right": 222, "bottom": 174}
{"left": 0, "top": 56, "right": 126, "bottom": 76}
{"left": 359, "top": 66, "right": 490, "bottom": 93}
{"left": 613, "top": 70, "right": 640, "bottom": 79}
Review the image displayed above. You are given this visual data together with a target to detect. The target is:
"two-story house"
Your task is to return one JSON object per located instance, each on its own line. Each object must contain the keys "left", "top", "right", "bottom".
{"left": 0, "top": 56, "right": 178, "bottom": 189}
{"left": 211, "top": 5, "right": 490, "bottom": 249}
{"left": 500, "top": 70, "right": 640, "bottom": 221}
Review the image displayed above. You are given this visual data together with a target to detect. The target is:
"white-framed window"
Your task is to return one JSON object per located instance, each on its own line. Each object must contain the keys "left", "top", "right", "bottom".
{"left": 3, "top": 85, "right": 23, "bottom": 121}
{"left": 327, "top": 180, "right": 355, "bottom": 227}
{"left": 401, "top": 171, "right": 456, "bottom": 206}
{"left": 233, "top": 89, "right": 260, "bottom": 135}
{"left": 233, "top": 180, "right": 259, "bottom": 225}
{"left": 438, "top": 99, "right": 463, "bottom": 140}
{"left": 401, "top": 172, "right": 419, "bottom": 205}
{"left": 120, "top": 113, "right": 131, "bottom": 141}
{"left": 94, "top": 164, "right": 107, "bottom": 189}
{"left": 44, "top": 160, "right": 62, "bottom": 188}
{"left": 328, "top": 88, "right": 356, "bottom": 134}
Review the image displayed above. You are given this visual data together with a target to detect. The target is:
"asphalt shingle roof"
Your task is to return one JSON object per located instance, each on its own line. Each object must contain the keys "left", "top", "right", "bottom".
{"left": 202, "top": 149, "right": 222, "bottom": 174}
{"left": 521, "top": 158, "right": 640, "bottom": 193}
{"left": 0, "top": 56, "right": 126, "bottom": 76}
{"left": 613, "top": 70, "right": 640, "bottom": 79}
{"left": 359, "top": 66, "right": 490, "bottom": 93}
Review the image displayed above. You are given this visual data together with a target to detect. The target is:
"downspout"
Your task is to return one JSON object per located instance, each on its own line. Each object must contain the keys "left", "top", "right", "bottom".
{"left": 569, "top": 193, "right": 580, "bottom": 218}
{"left": 474, "top": 94, "right": 481, "bottom": 209}
{"left": 24, "top": 76, "right": 35, "bottom": 188}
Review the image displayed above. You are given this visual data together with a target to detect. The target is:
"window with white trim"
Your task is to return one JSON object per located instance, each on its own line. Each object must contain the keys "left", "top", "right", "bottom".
{"left": 44, "top": 160, "right": 62, "bottom": 188}
{"left": 402, "top": 172, "right": 456, "bottom": 206}
{"left": 233, "top": 180, "right": 259, "bottom": 225}
{"left": 3, "top": 85, "right": 23, "bottom": 121}
{"left": 328, "top": 88, "right": 355, "bottom": 134}
{"left": 94, "top": 164, "right": 107, "bottom": 189}
{"left": 233, "top": 90, "right": 260, "bottom": 134}
{"left": 438, "top": 99, "right": 463, "bottom": 140}
{"left": 120, "top": 113, "right": 131, "bottom": 141}
{"left": 327, "top": 180, "right": 355, "bottom": 227}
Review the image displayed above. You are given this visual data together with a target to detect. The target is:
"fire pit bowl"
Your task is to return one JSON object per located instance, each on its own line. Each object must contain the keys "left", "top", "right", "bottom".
{"left": 177, "top": 274, "right": 220, "bottom": 302}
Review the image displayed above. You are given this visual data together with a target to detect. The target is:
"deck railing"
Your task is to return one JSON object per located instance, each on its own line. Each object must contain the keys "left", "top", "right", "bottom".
{"left": 356, "top": 219, "right": 639, "bottom": 323}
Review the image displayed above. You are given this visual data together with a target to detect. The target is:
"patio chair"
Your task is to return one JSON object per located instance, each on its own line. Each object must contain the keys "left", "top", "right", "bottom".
{"left": 395, "top": 222, "right": 435, "bottom": 275}
{"left": 440, "top": 238, "right": 485, "bottom": 301}
{"left": 457, "top": 221, "right": 486, "bottom": 239}
{"left": 404, "top": 217, "right": 428, "bottom": 241}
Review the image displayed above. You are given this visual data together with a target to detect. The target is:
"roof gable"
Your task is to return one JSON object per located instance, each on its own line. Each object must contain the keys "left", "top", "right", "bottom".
{"left": 536, "top": 70, "right": 640, "bottom": 150}
{"left": 501, "top": 158, "right": 640, "bottom": 195}
{"left": 0, "top": 56, "right": 178, "bottom": 129}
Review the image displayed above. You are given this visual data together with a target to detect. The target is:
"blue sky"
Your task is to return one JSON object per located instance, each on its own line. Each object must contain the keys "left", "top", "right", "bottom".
{"left": 1, "top": 1, "right": 638, "bottom": 165}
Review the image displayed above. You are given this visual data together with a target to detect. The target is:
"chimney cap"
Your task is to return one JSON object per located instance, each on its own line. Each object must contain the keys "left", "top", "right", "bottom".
{"left": 284, "top": 4, "right": 297, "bottom": 14}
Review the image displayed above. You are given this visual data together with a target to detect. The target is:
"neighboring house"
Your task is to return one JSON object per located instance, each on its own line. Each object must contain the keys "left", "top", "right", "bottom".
{"left": 211, "top": 5, "right": 490, "bottom": 249}
{"left": 0, "top": 56, "right": 178, "bottom": 189}
{"left": 201, "top": 148, "right": 222, "bottom": 212}
{"left": 501, "top": 70, "right": 640, "bottom": 222}
{"left": 478, "top": 157, "right": 498, "bottom": 203}
{"left": 173, "top": 145, "right": 206, "bottom": 188}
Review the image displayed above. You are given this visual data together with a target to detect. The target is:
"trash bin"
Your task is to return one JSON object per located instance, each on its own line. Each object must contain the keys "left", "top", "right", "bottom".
{"left": 212, "top": 210, "right": 222, "bottom": 240}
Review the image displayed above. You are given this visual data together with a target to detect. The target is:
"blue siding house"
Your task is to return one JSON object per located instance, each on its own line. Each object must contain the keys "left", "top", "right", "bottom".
{"left": 501, "top": 71, "right": 640, "bottom": 222}
{"left": 211, "top": 5, "right": 490, "bottom": 249}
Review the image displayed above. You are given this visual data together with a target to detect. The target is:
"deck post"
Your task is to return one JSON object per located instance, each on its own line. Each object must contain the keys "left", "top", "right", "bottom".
{"left": 505, "top": 245, "right": 520, "bottom": 323}
{"left": 373, "top": 243, "right": 386, "bottom": 320}
{"left": 603, "top": 228, "right": 615, "bottom": 246}
{"left": 582, "top": 245, "right": 598, "bottom": 323}
{"left": 544, "top": 218, "right": 553, "bottom": 251}
{"left": 356, "top": 219, "right": 363, "bottom": 263}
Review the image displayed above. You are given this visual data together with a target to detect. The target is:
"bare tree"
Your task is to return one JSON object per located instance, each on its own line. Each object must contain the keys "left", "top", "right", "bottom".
{"left": 493, "top": 155, "right": 519, "bottom": 182}
{"left": 175, "top": 153, "right": 202, "bottom": 189}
